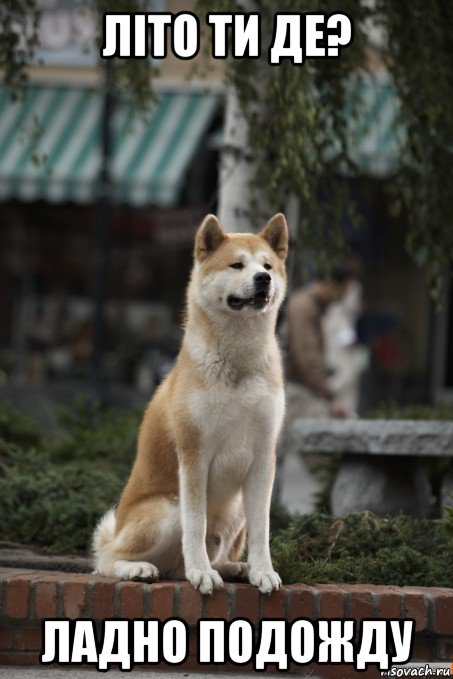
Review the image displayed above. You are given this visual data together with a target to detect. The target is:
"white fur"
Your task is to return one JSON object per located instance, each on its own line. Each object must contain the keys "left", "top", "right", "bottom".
{"left": 178, "top": 247, "right": 286, "bottom": 593}
{"left": 93, "top": 500, "right": 185, "bottom": 580}
{"left": 195, "top": 246, "right": 285, "bottom": 320}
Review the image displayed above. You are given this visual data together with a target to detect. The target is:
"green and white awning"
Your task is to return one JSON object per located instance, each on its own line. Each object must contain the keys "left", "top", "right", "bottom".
{"left": 0, "top": 77, "right": 402, "bottom": 205}
{"left": 0, "top": 86, "right": 220, "bottom": 206}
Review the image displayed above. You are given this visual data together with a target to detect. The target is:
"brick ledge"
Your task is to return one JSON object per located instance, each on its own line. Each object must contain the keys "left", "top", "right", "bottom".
{"left": 0, "top": 567, "right": 452, "bottom": 675}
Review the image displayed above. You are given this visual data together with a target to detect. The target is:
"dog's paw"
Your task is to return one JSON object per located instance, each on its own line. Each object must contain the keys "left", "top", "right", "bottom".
{"left": 248, "top": 567, "right": 282, "bottom": 594}
{"left": 217, "top": 561, "right": 249, "bottom": 580}
{"left": 186, "top": 568, "right": 223, "bottom": 595}
{"left": 113, "top": 560, "right": 159, "bottom": 582}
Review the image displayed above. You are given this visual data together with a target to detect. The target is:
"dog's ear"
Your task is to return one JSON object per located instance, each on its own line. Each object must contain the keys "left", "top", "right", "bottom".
{"left": 195, "top": 214, "right": 226, "bottom": 261}
{"left": 259, "top": 213, "right": 289, "bottom": 260}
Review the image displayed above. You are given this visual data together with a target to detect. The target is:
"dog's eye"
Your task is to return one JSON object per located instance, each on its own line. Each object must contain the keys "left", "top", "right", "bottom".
{"left": 264, "top": 263, "right": 272, "bottom": 271}
{"left": 230, "top": 262, "right": 244, "bottom": 270}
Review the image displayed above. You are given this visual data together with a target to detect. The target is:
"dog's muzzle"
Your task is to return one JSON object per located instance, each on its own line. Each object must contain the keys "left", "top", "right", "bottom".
{"left": 254, "top": 272, "right": 271, "bottom": 289}
{"left": 227, "top": 273, "right": 272, "bottom": 310}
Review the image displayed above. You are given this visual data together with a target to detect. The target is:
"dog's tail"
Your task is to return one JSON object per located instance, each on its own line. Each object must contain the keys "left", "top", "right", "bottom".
{"left": 91, "top": 508, "right": 116, "bottom": 574}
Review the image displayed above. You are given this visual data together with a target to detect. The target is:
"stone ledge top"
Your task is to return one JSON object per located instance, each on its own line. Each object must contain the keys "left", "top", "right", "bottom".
{"left": 291, "top": 418, "right": 453, "bottom": 456}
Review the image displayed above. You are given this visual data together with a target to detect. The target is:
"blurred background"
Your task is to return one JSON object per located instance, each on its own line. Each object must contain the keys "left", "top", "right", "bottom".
{"left": 0, "top": 0, "right": 451, "bottom": 420}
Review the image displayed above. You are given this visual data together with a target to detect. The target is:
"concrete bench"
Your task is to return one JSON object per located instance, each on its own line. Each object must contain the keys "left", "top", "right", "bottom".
{"left": 291, "top": 419, "right": 453, "bottom": 517}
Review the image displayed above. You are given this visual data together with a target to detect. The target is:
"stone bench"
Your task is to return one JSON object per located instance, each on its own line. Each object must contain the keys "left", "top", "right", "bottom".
{"left": 291, "top": 419, "right": 453, "bottom": 517}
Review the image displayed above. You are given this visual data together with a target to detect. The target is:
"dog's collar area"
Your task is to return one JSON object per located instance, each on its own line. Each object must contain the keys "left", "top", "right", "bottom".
{"left": 227, "top": 290, "right": 270, "bottom": 310}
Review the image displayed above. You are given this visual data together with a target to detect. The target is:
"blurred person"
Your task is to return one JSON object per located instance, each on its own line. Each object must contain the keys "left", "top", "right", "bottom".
{"left": 274, "top": 269, "right": 353, "bottom": 508}
{"left": 323, "top": 279, "right": 369, "bottom": 416}
{"left": 285, "top": 269, "right": 353, "bottom": 423}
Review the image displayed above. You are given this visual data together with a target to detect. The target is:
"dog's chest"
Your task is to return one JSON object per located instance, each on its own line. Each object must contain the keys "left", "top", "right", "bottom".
{"left": 188, "top": 376, "right": 283, "bottom": 499}
{"left": 189, "top": 374, "right": 277, "bottom": 440}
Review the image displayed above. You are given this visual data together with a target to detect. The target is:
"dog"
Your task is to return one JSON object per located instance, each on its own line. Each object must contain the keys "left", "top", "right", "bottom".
{"left": 93, "top": 212, "right": 288, "bottom": 595}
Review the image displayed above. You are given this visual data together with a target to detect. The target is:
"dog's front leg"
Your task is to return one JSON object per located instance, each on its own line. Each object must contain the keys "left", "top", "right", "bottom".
{"left": 179, "top": 460, "right": 223, "bottom": 595}
{"left": 243, "top": 448, "right": 282, "bottom": 594}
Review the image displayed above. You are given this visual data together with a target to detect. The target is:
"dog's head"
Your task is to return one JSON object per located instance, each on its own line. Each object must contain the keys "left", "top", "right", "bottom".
{"left": 191, "top": 213, "right": 288, "bottom": 317}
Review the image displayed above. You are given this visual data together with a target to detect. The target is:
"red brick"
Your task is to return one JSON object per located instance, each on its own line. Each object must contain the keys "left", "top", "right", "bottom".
{"left": 0, "top": 569, "right": 35, "bottom": 578}
{"left": 412, "top": 637, "right": 430, "bottom": 660}
{"left": 261, "top": 587, "right": 286, "bottom": 618}
{"left": 378, "top": 594, "right": 401, "bottom": 618}
{"left": 205, "top": 587, "right": 230, "bottom": 619}
{"left": 62, "top": 581, "right": 88, "bottom": 619}
{"left": 178, "top": 583, "right": 202, "bottom": 625}
{"left": 403, "top": 586, "right": 453, "bottom": 596}
{"left": 34, "top": 572, "right": 90, "bottom": 590}
{"left": 32, "top": 572, "right": 72, "bottom": 583}
{"left": 0, "top": 652, "right": 40, "bottom": 666}
{"left": 340, "top": 585, "right": 373, "bottom": 620}
{"left": 287, "top": 584, "right": 316, "bottom": 620}
{"left": 403, "top": 592, "right": 428, "bottom": 631}
{"left": 0, "top": 571, "right": 452, "bottom": 675}
{"left": 435, "top": 594, "right": 453, "bottom": 635}
{"left": 317, "top": 585, "right": 344, "bottom": 618}
{"left": 34, "top": 581, "right": 57, "bottom": 619}
{"left": 436, "top": 637, "right": 453, "bottom": 660}
{"left": 234, "top": 583, "right": 259, "bottom": 622}
{"left": 188, "top": 631, "right": 198, "bottom": 656}
{"left": 179, "top": 655, "right": 211, "bottom": 672}
{"left": 92, "top": 578, "right": 119, "bottom": 619}
{"left": 119, "top": 582, "right": 145, "bottom": 619}
{"left": 363, "top": 586, "right": 402, "bottom": 619}
{"left": 0, "top": 627, "right": 14, "bottom": 650}
{"left": 15, "top": 627, "right": 42, "bottom": 652}
{"left": 149, "top": 582, "right": 174, "bottom": 619}
{"left": 5, "top": 577, "right": 31, "bottom": 618}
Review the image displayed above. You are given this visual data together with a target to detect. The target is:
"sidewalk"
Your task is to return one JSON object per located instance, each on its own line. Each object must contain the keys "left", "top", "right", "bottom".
{"left": 0, "top": 670, "right": 323, "bottom": 678}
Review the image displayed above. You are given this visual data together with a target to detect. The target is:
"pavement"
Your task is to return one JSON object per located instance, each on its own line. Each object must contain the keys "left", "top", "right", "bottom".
{"left": 0, "top": 672, "right": 239, "bottom": 678}
{"left": 0, "top": 670, "right": 322, "bottom": 678}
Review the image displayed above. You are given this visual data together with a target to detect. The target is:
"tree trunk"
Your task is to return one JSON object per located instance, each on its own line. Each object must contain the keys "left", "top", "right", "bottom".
{"left": 217, "top": 85, "right": 255, "bottom": 233}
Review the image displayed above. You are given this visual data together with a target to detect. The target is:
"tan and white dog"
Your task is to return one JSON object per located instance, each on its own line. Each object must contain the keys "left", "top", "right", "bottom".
{"left": 93, "top": 212, "right": 288, "bottom": 595}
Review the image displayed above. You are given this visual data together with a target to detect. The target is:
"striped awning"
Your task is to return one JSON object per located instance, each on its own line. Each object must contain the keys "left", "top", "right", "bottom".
{"left": 0, "top": 86, "right": 220, "bottom": 206}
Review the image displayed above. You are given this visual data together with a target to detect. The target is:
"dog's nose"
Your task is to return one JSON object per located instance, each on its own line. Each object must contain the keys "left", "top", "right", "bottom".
{"left": 254, "top": 272, "right": 271, "bottom": 288}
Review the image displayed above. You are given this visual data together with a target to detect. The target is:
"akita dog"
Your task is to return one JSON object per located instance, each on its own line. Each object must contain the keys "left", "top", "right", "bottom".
{"left": 93, "top": 213, "right": 288, "bottom": 594}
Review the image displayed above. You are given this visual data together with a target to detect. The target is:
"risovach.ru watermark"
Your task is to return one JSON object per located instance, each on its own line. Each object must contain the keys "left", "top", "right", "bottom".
{"left": 381, "top": 663, "right": 453, "bottom": 676}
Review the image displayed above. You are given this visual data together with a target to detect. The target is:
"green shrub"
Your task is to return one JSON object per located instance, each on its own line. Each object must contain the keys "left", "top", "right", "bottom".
{"left": 367, "top": 400, "right": 453, "bottom": 421}
{"left": 0, "top": 399, "right": 140, "bottom": 552}
{"left": 0, "top": 402, "right": 43, "bottom": 448}
{"left": 49, "top": 396, "right": 140, "bottom": 465}
{"left": 0, "top": 442, "right": 125, "bottom": 552}
{"left": 0, "top": 401, "right": 452, "bottom": 588}
{"left": 270, "top": 511, "right": 453, "bottom": 587}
